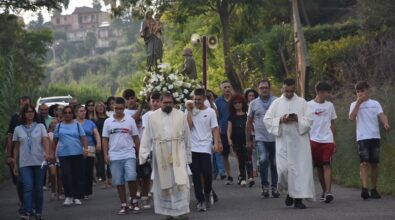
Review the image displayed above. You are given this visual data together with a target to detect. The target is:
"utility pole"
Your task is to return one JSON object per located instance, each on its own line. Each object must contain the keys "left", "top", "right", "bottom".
{"left": 292, "top": 0, "right": 310, "bottom": 98}
{"left": 202, "top": 35, "right": 207, "bottom": 89}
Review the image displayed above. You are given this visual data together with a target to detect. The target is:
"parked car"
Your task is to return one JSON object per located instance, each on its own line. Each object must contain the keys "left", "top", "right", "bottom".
{"left": 36, "top": 95, "right": 72, "bottom": 110}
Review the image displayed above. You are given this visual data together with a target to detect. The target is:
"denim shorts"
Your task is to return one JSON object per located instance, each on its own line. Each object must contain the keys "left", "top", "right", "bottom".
{"left": 109, "top": 158, "right": 137, "bottom": 185}
{"left": 357, "top": 139, "right": 380, "bottom": 164}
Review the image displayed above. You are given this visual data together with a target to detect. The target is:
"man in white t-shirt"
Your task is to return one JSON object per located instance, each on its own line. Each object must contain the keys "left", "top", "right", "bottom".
{"left": 123, "top": 89, "right": 143, "bottom": 138}
{"left": 186, "top": 88, "right": 222, "bottom": 212}
{"left": 308, "top": 82, "right": 337, "bottom": 203}
{"left": 349, "top": 81, "right": 390, "bottom": 200}
{"left": 102, "top": 97, "right": 141, "bottom": 215}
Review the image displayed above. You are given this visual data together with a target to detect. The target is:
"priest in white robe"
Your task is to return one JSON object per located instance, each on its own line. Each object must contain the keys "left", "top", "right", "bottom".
{"left": 263, "top": 78, "right": 315, "bottom": 209}
{"left": 139, "top": 93, "right": 191, "bottom": 219}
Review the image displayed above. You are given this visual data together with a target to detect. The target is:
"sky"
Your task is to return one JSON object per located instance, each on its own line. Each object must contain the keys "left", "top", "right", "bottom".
{"left": 19, "top": 0, "right": 108, "bottom": 24}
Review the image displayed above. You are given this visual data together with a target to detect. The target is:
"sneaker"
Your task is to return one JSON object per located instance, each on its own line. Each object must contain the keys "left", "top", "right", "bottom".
{"left": 212, "top": 191, "right": 219, "bottom": 203}
{"left": 240, "top": 180, "right": 247, "bottom": 187}
{"left": 118, "top": 205, "right": 128, "bottom": 215}
{"left": 285, "top": 195, "right": 294, "bottom": 206}
{"left": 196, "top": 202, "right": 207, "bottom": 212}
{"left": 141, "top": 197, "right": 151, "bottom": 209}
{"left": 84, "top": 196, "right": 89, "bottom": 200}
{"left": 20, "top": 213, "right": 30, "bottom": 220}
{"left": 73, "top": 199, "right": 82, "bottom": 205}
{"left": 361, "top": 188, "right": 370, "bottom": 200}
{"left": 225, "top": 176, "right": 233, "bottom": 185}
{"left": 63, "top": 197, "right": 73, "bottom": 206}
{"left": 128, "top": 198, "right": 140, "bottom": 213}
{"left": 324, "top": 192, "right": 334, "bottom": 203}
{"left": 58, "top": 194, "right": 65, "bottom": 200}
{"left": 220, "top": 174, "right": 227, "bottom": 180}
{"left": 42, "top": 186, "right": 47, "bottom": 191}
{"left": 261, "top": 186, "right": 270, "bottom": 198}
{"left": 370, "top": 189, "right": 381, "bottom": 199}
{"left": 294, "top": 199, "right": 307, "bottom": 209}
{"left": 204, "top": 194, "right": 211, "bottom": 209}
{"left": 35, "top": 214, "right": 44, "bottom": 220}
{"left": 248, "top": 178, "right": 255, "bottom": 187}
{"left": 271, "top": 187, "right": 280, "bottom": 198}
{"left": 319, "top": 192, "right": 325, "bottom": 202}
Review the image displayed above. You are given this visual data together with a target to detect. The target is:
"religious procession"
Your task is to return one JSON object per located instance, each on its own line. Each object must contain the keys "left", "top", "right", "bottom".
{"left": 2, "top": 1, "right": 395, "bottom": 220}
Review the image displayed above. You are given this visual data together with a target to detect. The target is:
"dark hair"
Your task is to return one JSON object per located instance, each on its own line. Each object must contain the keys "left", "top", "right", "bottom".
{"left": 257, "top": 79, "right": 271, "bottom": 88}
{"left": 20, "top": 104, "right": 38, "bottom": 124}
{"left": 62, "top": 106, "right": 75, "bottom": 118}
{"left": 194, "top": 88, "right": 206, "bottom": 97}
{"left": 48, "top": 104, "right": 58, "bottom": 117}
{"left": 355, "top": 81, "right": 369, "bottom": 90}
{"left": 220, "top": 80, "right": 230, "bottom": 86}
{"left": 283, "top": 78, "right": 296, "bottom": 86}
{"left": 150, "top": 91, "right": 161, "bottom": 100}
{"left": 315, "top": 82, "right": 332, "bottom": 92}
{"left": 122, "top": 89, "right": 136, "bottom": 99}
{"left": 228, "top": 94, "right": 247, "bottom": 115}
{"left": 244, "top": 88, "right": 258, "bottom": 101}
{"left": 106, "top": 96, "right": 115, "bottom": 111}
{"left": 85, "top": 100, "right": 95, "bottom": 107}
{"left": 20, "top": 96, "right": 31, "bottom": 103}
{"left": 160, "top": 92, "right": 176, "bottom": 103}
{"left": 115, "top": 97, "right": 126, "bottom": 105}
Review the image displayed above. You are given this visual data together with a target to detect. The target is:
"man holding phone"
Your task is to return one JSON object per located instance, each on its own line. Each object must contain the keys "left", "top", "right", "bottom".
{"left": 263, "top": 78, "right": 314, "bottom": 209}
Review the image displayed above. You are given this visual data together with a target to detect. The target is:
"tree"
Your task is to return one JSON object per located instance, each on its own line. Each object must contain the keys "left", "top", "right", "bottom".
{"left": 85, "top": 32, "right": 97, "bottom": 55}
{"left": 92, "top": 0, "right": 102, "bottom": 11}
{"left": 0, "top": 0, "right": 69, "bottom": 13}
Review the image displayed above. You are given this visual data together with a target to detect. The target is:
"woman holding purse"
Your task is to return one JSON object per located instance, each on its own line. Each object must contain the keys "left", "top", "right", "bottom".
{"left": 52, "top": 106, "right": 88, "bottom": 206}
{"left": 75, "top": 105, "right": 101, "bottom": 200}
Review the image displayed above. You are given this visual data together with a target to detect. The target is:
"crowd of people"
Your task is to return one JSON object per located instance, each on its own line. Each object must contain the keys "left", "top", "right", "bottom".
{"left": 4, "top": 78, "right": 390, "bottom": 219}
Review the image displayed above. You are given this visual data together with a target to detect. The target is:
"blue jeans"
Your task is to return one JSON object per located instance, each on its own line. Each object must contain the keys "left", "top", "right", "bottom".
{"left": 256, "top": 141, "right": 278, "bottom": 187}
{"left": 19, "top": 166, "right": 43, "bottom": 215}
{"left": 212, "top": 152, "right": 225, "bottom": 177}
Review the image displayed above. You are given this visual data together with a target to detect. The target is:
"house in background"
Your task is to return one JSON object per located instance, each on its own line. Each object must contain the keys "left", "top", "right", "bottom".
{"left": 51, "top": 7, "right": 124, "bottom": 52}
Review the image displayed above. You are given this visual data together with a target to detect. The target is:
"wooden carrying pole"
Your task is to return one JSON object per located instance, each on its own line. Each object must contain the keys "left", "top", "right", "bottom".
{"left": 202, "top": 35, "right": 208, "bottom": 89}
{"left": 292, "top": 0, "right": 310, "bottom": 98}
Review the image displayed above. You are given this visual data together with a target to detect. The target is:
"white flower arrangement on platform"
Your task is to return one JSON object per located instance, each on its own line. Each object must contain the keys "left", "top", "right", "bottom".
{"left": 140, "top": 63, "right": 201, "bottom": 105}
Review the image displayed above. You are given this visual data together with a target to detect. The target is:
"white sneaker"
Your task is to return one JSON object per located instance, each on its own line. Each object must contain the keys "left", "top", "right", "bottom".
{"left": 74, "top": 199, "right": 82, "bottom": 205}
{"left": 63, "top": 197, "right": 73, "bottom": 206}
{"left": 240, "top": 180, "right": 247, "bottom": 187}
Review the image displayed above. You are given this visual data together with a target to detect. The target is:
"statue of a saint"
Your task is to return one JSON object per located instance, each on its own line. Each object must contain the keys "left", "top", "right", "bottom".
{"left": 182, "top": 48, "right": 197, "bottom": 79}
{"left": 153, "top": 12, "right": 163, "bottom": 64}
{"left": 140, "top": 10, "right": 156, "bottom": 71}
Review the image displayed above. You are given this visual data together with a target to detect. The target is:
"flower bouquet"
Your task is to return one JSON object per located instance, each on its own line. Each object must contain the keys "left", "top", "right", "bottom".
{"left": 140, "top": 64, "right": 201, "bottom": 107}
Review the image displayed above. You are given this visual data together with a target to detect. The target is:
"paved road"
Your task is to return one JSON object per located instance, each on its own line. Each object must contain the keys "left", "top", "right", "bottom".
{"left": 1, "top": 159, "right": 395, "bottom": 220}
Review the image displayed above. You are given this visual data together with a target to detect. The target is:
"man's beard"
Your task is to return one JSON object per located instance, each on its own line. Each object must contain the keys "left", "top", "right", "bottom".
{"left": 162, "top": 106, "right": 173, "bottom": 114}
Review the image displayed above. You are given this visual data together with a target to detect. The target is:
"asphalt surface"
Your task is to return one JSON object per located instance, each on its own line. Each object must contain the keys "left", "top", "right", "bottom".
{"left": 1, "top": 158, "right": 395, "bottom": 220}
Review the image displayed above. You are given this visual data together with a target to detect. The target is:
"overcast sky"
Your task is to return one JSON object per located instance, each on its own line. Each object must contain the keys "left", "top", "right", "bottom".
{"left": 19, "top": 0, "right": 108, "bottom": 24}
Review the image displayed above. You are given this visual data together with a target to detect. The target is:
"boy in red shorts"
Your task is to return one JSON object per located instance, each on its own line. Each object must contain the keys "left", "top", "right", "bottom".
{"left": 308, "top": 82, "right": 337, "bottom": 203}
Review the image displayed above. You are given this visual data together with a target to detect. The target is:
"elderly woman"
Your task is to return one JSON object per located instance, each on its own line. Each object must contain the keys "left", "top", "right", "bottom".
{"left": 75, "top": 105, "right": 101, "bottom": 199}
{"left": 13, "top": 104, "right": 50, "bottom": 220}
{"left": 52, "top": 106, "right": 88, "bottom": 206}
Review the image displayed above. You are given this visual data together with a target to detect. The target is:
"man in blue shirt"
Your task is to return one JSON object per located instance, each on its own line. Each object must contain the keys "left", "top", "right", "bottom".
{"left": 215, "top": 80, "right": 234, "bottom": 185}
